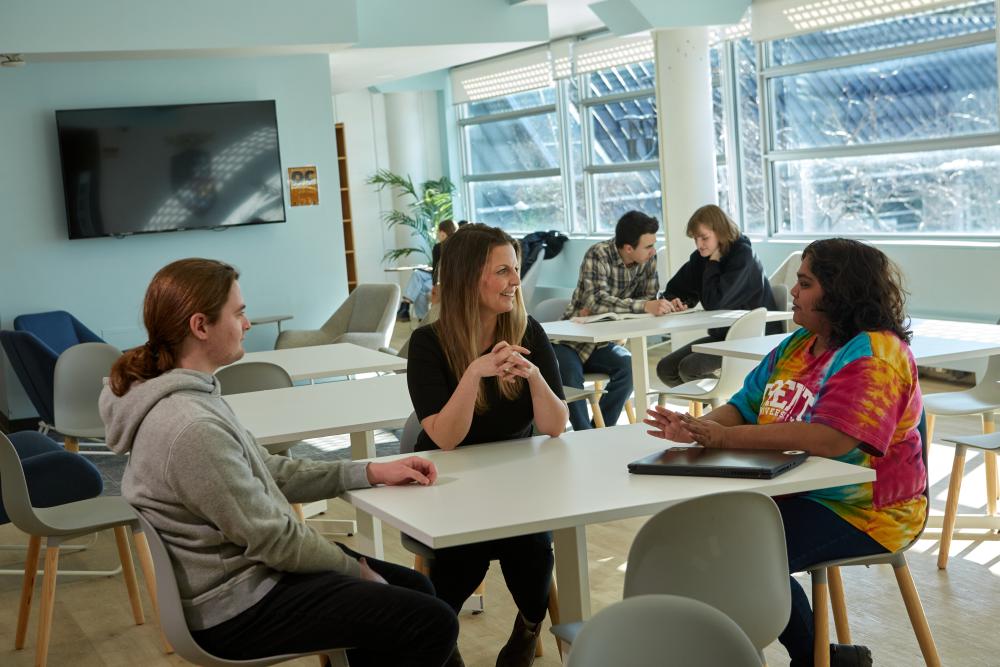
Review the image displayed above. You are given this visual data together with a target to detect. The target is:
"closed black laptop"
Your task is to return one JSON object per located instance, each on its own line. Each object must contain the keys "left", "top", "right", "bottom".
{"left": 627, "top": 447, "right": 808, "bottom": 479}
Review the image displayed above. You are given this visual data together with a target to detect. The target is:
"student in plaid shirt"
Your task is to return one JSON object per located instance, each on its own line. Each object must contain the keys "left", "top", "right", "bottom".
{"left": 552, "top": 211, "right": 679, "bottom": 431}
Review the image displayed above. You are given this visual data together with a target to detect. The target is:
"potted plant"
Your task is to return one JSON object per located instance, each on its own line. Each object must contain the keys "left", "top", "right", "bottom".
{"left": 367, "top": 169, "right": 455, "bottom": 265}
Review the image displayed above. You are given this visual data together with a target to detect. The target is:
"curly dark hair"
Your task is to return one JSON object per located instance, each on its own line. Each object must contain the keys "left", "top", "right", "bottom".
{"left": 802, "top": 238, "right": 911, "bottom": 347}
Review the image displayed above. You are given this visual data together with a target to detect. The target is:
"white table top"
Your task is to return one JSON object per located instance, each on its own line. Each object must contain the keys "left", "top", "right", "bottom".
{"left": 344, "top": 422, "right": 874, "bottom": 550}
{"left": 540, "top": 309, "right": 793, "bottom": 344}
{"left": 249, "top": 314, "right": 293, "bottom": 326}
{"left": 230, "top": 343, "right": 407, "bottom": 382}
{"left": 224, "top": 373, "right": 412, "bottom": 446}
{"left": 691, "top": 317, "right": 1000, "bottom": 366}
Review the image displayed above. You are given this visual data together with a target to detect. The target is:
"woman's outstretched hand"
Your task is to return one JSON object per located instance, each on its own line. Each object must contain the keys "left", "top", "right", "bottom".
{"left": 643, "top": 405, "right": 695, "bottom": 443}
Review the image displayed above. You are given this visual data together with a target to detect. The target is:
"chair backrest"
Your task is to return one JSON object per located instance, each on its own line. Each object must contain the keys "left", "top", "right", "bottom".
{"left": 769, "top": 280, "right": 788, "bottom": 311}
{"left": 398, "top": 412, "right": 422, "bottom": 454}
{"left": 15, "top": 310, "right": 103, "bottom": 355}
{"left": 566, "top": 594, "right": 761, "bottom": 667}
{"left": 714, "top": 308, "right": 768, "bottom": 400}
{"left": 1, "top": 329, "right": 58, "bottom": 426}
{"left": 325, "top": 283, "right": 401, "bottom": 348}
{"left": 533, "top": 297, "right": 570, "bottom": 323}
{"left": 0, "top": 432, "right": 57, "bottom": 535}
{"left": 624, "top": 491, "right": 789, "bottom": 652}
{"left": 519, "top": 256, "right": 545, "bottom": 314}
{"left": 216, "top": 362, "right": 293, "bottom": 395}
{"left": 768, "top": 251, "right": 802, "bottom": 290}
{"left": 53, "top": 342, "right": 122, "bottom": 437}
{"left": 656, "top": 247, "right": 668, "bottom": 292}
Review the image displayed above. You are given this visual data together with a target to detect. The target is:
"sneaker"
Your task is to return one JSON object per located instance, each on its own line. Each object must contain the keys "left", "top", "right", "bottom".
{"left": 830, "top": 643, "right": 873, "bottom": 667}
{"left": 396, "top": 302, "right": 411, "bottom": 321}
{"left": 495, "top": 612, "right": 542, "bottom": 667}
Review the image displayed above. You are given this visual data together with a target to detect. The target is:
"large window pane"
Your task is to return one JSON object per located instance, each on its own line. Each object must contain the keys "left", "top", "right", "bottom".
{"left": 470, "top": 176, "right": 564, "bottom": 233}
{"left": 592, "top": 170, "right": 662, "bottom": 234}
{"left": 736, "top": 39, "right": 766, "bottom": 234}
{"left": 770, "top": 1, "right": 996, "bottom": 65}
{"left": 466, "top": 88, "right": 556, "bottom": 117}
{"left": 775, "top": 145, "right": 1000, "bottom": 234}
{"left": 587, "top": 60, "right": 655, "bottom": 96}
{"left": 465, "top": 113, "right": 561, "bottom": 174}
{"left": 589, "top": 96, "right": 658, "bottom": 164}
{"left": 771, "top": 44, "right": 999, "bottom": 150}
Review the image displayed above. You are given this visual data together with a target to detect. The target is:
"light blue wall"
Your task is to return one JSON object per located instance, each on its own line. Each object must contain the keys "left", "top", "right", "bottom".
{"left": 0, "top": 54, "right": 347, "bottom": 419}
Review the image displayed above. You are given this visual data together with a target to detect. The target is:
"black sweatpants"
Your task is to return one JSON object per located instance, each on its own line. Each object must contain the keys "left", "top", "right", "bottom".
{"left": 192, "top": 543, "right": 459, "bottom": 667}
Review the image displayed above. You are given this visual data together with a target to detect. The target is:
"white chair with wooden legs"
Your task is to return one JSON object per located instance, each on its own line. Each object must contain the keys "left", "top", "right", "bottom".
{"left": 922, "top": 354, "right": 1000, "bottom": 569}
{"left": 807, "top": 414, "right": 940, "bottom": 667}
{"left": 534, "top": 298, "right": 635, "bottom": 428}
{"left": 651, "top": 308, "right": 767, "bottom": 413}
{"left": 0, "top": 433, "right": 157, "bottom": 667}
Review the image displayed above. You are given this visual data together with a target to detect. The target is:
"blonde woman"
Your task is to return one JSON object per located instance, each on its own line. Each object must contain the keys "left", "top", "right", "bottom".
{"left": 406, "top": 224, "right": 568, "bottom": 667}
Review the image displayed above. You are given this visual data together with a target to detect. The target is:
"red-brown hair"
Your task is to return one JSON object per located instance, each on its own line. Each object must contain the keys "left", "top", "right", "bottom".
{"left": 109, "top": 258, "right": 239, "bottom": 396}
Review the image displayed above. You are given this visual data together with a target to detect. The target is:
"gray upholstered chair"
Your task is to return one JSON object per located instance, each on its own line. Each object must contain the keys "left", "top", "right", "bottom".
{"left": 566, "top": 595, "right": 760, "bottom": 667}
{"left": 133, "top": 511, "right": 350, "bottom": 667}
{"left": 275, "top": 283, "right": 400, "bottom": 351}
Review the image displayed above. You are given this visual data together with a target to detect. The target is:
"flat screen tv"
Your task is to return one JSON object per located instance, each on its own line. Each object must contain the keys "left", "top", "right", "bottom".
{"left": 56, "top": 100, "right": 286, "bottom": 239}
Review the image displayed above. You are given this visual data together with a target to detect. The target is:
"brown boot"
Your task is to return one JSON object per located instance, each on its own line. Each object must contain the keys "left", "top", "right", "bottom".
{"left": 495, "top": 612, "right": 542, "bottom": 667}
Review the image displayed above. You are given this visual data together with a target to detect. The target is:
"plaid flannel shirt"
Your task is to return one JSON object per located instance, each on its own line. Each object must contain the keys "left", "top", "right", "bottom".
{"left": 559, "top": 238, "right": 660, "bottom": 363}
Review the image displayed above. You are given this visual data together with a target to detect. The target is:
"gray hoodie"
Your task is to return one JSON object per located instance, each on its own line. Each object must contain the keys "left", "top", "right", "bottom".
{"left": 100, "top": 369, "right": 370, "bottom": 630}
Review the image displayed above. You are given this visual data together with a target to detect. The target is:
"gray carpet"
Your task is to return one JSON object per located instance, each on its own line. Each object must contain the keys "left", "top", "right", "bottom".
{"left": 88, "top": 430, "right": 403, "bottom": 496}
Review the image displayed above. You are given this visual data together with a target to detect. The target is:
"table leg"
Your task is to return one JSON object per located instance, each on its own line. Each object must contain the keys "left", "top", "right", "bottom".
{"left": 350, "top": 430, "right": 376, "bottom": 460}
{"left": 355, "top": 509, "right": 384, "bottom": 560}
{"left": 553, "top": 526, "right": 590, "bottom": 624}
{"left": 626, "top": 336, "right": 649, "bottom": 413}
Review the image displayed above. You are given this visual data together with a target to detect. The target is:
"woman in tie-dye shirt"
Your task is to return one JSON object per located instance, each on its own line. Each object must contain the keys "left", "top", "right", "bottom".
{"left": 644, "top": 238, "right": 926, "bottom": 667}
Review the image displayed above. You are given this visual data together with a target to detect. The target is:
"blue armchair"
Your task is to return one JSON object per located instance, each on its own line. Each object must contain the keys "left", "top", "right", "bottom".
{"left": 0, "top": 311, "right": 104, "bottom": 430}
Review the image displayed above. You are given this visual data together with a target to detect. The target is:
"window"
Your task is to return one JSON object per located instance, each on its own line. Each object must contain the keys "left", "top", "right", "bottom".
{"left": 458, "top": 49, "right": 661, "bottom": 236}
{"left": 761, "top": 1, "right": 1000, "bottom": 236}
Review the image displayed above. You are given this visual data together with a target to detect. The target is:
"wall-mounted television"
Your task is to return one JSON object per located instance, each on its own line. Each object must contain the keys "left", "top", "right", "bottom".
{"left": 56, "top": 100, "right": 286, "bottom": 239}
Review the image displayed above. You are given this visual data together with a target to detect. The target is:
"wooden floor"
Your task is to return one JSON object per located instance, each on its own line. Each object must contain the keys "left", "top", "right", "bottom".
{"left": 1, "top": 329, "right": 998, "bottom": 665}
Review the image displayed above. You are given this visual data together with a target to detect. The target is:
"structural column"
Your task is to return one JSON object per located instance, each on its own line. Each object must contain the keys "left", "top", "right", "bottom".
{"left": 653, "top": 27, "right": 717, "bottom": 278}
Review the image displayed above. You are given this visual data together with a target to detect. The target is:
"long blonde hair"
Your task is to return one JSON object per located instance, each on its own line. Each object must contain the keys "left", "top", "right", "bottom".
{"left": 434, "top": 224, "right": 528, "bottom": 412}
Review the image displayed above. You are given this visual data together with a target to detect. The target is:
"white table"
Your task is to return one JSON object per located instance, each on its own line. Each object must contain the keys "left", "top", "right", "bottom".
{"left": 691, "top": 317, "right": 1000, "bottom": 366}
{"left": 542, "top": 310, "right": 793, "bottom": 401}
{"left": 249, "top": 314, "right": 293, "bottom": 332}
{"left": 344, "top": 422, "right": 874, "bottom": 624}
{"left": 225, "top": 373, "right": 413, "bottom": 548}
{"left": 231, "top": 343, "right": 406, "bottom": 382}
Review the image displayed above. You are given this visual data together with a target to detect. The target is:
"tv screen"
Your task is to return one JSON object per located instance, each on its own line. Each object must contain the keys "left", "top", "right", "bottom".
{"left": 56, "top": 100, "right": 286, "bottom": 239}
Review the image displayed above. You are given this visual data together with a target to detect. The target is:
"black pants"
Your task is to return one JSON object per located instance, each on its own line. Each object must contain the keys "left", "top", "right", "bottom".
{"left": 655, "top": 335, "right": 722, "bottom": 387}
{"left": 430, "top": 531, "right": 553, "bottom": 624}
{"left": 192, "top": 543, "right": 458, "bottom": 667}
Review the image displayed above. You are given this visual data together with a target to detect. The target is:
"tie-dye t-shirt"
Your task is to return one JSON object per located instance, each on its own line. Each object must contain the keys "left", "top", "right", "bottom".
{"left": 729, "top": 328, "right": 927, "bottom": 551}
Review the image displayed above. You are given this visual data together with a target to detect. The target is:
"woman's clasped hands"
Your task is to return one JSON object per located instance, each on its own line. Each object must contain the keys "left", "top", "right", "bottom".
{"left": 470, "top": 340, "right": 538, "bottom": 384}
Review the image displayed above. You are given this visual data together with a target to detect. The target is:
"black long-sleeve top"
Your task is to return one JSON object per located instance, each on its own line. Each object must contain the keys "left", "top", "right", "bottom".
{"left": 661, "top": 234, "right": 780, "bottom": 340}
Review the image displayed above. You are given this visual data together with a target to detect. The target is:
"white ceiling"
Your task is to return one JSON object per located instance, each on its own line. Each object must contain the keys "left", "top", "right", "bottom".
{"left": 328, "top": 0, "right": 607, "bottom": 93}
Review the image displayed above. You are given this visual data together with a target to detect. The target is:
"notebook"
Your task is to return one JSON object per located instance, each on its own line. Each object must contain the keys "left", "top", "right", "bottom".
{"left": 627, "top": 446, "right": 808, "bottom": 479}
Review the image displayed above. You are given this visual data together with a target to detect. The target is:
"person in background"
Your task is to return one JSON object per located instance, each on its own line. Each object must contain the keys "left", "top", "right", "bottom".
{"left": 406, "top": 224, "right": 568, "bottom": 667}
{"left": 553, "top": 210, "right": 676, "bottom": 431}
{"left": 399, "top": 220, "right": 458, "bottom": 321}
{"left": 655, "top": 204, "right": 778, "bottom": 387}
{"left": 645, "top": 238, "right": 926, "bottom": 667}
{"left": 100, "top": 258, "right": 457, "bottom": 667}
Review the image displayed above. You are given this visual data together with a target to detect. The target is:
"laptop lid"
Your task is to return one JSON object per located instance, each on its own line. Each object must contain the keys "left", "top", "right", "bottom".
{"left": 627, "top": 446, "right": 808, "bottom": 479}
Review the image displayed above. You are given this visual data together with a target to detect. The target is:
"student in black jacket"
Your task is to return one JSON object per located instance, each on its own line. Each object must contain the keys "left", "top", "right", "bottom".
{"left": 657, "top": 205, "right": 778, "bottom": 387}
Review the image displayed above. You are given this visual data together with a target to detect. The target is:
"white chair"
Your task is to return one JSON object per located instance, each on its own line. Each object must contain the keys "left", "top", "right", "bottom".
{"left": 519, "top": 256, "right": 545, "bottom": 315}
{"left": 0, "top": 432, "right": 157, "bottom": 667}
{"left": 769, "top": 251, "right": 802, "bottom": 291}
{"left": 651, "top": 308, "right": 767, "bottom": 416}
{"left": 53, "top": 342, "right": 122, "bottom": 454}
{"left": 807, "top": 414, "right": 940, "bottom": 667}
{"left": 553, "top": 491, "right": 790, "bottom": 662}
{"left": 923, "top": 354, "right": 1000, "bottom": 569}
{"left": 566, "top": 595, "right": 761, "bottom": 667}
{"left": 275, "top": 283, "right": 400, "bottom": 351}
{"left": 533, "top": 297, "right": 635, "bottom": 427}
{"left": 133, "top": 511, "right": 349, "bottom": 667}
